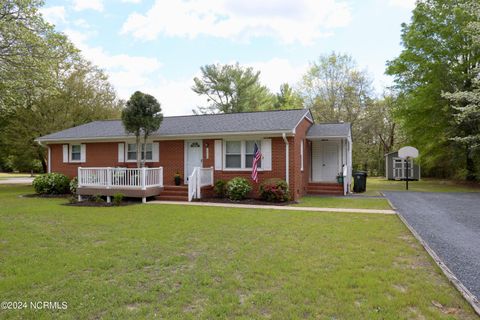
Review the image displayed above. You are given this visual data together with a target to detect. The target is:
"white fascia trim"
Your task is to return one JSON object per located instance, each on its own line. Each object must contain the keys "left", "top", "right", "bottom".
{"left": 307, "top": 135, "right": 349, "bottom": 139}
{"left": 35, "top": 130, "right": 294, "bottom": 144}
{"left": 292, "top": 111, "right": 314, "bottom": 134}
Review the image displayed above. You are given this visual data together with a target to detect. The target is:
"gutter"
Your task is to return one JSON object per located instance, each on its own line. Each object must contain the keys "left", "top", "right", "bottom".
{"left": 282, "top": 133, "right": 289, "bottom": 185}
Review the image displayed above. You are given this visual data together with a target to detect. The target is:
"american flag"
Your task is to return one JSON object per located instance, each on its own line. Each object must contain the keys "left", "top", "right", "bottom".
{"left": 251, "top": 143, "right": 262, "bottom": 183}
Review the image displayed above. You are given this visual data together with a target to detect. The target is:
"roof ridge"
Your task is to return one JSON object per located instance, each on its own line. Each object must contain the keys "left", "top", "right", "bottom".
{"left": 89, "top": 109, "right": 309, "bottom": 122}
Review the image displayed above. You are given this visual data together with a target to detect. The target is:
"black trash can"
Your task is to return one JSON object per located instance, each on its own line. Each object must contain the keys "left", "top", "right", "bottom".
{"left": 353, "top": 171, "right": 367, "bottom": 193}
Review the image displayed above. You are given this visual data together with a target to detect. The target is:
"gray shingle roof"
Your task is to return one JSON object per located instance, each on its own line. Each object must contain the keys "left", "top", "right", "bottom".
{"left": 37, "top": 109, "right": 313, "bottom": 141}
{"left": 307, "top": 123, "right": 351, "bottom": 138}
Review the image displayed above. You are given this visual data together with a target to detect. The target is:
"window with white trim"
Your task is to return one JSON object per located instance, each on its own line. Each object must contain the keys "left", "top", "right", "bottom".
{"left": 224, "top": 140, "right": 261, "bottom": 169}
{"left": 127, "top": 143, "right": 153, "bottom": 161}
{"left": 245, "top": 140, "right": 261, "bottom": 168}
{"left": 71, "top": 144, "right": 81, "bottom": 161}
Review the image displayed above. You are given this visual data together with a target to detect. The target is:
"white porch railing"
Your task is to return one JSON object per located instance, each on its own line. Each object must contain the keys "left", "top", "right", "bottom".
{"left": 78, "top": 167, "right": 163, "bottom": 190}
{"left": 188, "top": 166, "right": 214, "bottom": 201}
{"left": 342, "top": 165, "right": 348, "bottom": 196}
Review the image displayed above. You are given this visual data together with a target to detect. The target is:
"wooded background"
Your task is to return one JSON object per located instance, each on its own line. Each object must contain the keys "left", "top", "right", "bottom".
{"left": 1, "top": 0, "right": 479, "bottom": 181}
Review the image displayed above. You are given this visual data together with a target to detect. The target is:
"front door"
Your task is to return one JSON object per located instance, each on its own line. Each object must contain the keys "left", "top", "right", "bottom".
{"left": 312, "top": 141, "right": 339, "bottom": 182}
{"left": 185, "top": 140, "right": 202, "bottom": 182}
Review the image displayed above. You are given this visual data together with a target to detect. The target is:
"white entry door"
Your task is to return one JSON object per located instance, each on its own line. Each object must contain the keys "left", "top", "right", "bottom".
{"left": 185, "top": 140, "right": 203, "bottom": 182}
{"left": 312, "top": 141, "right": 339, "bottom": 182}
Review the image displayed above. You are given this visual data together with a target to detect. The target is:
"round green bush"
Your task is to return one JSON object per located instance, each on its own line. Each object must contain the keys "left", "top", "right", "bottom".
{"left": 32, "top": 173, "right": 71, "bottom": 195}
{"left": 259, "top": 178, "right": 290, "bottom": 202}
{"left": 214, "top": 179, "right": 227, "bottom": 198}
{"left": 69, "top": 177, "right": 78, "bottom": 195}
{"left": 226, "top": 177, "right": 252, "bottom": 200}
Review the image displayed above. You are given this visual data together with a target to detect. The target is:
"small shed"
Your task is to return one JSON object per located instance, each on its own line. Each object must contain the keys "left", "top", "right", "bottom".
{"left": 385, "top": 151, "right": 421, "bottom": 180}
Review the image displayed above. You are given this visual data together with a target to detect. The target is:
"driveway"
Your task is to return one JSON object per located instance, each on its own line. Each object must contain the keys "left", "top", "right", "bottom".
{"left": 384, "top": 192, "right": 480, "bottom": 301}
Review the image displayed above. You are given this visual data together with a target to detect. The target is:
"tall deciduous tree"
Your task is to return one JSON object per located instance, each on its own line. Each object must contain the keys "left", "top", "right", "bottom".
{"left": 274, "top": 83, "right": 304, "bottom": 110}
{"left": 300, "top": 52, "right": 373, "bottom": 124}
{"left": 4, "top": 59, "right": 123, "bottom": 172}
{"left": 192, "top": 63, "right": 274, "bottom": 113}
{"left": 122, "top": 91, "right": 163, "bottom": 168}
{"left": 386, "top": 0, "right": 480, "bottom": 180}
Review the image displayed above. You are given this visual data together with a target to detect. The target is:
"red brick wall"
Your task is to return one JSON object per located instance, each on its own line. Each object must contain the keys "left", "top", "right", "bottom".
{"left": 159, "top": 140, "right": 184, "bottom": 185}
{"left": 48, "top": 117, "right": 313, "bottom": 200}
{"left": 291, "top": 117, "right": 313, "bottom": 199}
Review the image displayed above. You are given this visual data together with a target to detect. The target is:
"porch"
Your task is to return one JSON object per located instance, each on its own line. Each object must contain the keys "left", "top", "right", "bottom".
{"left": 306, "top": 123, "right": 353, "bottom": 195}
{"left": 77, "top": 166, "right": 214, "bottom": 203}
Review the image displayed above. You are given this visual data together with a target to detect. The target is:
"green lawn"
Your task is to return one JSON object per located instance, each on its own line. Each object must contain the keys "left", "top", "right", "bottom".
{"left": 293, "top": 196, "right": 392, "bottom": 210}
{"left": 0, "top": 185, "right": 476, "bottom": 319}
{"left": 361, "top": 177, "right": 480, "bottom": 196}
{"left": 0, "top": 173, "right": 33, "bottom": 180}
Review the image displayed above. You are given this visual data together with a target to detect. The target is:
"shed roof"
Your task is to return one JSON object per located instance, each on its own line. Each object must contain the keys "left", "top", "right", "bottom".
{"left": 37, "top": 109, "right": 313, "bottom": 142}
{"left": 306, "top": 123, "right": 351, "bottom": 138}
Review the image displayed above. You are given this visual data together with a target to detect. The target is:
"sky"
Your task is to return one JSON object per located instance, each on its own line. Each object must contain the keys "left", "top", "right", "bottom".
{"left": 41, "top": 0, "right": 415, "bottom": 116}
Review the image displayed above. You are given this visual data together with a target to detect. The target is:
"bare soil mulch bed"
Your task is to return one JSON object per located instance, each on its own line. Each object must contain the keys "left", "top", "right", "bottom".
{"left": 22, "top": 193, "right": 70, "bottom": 198}
{"left": 64, "top": 200, "right": 138, "bottom": 207}
{"left": 197, "top": 197, "right": 298, "bottom": 206}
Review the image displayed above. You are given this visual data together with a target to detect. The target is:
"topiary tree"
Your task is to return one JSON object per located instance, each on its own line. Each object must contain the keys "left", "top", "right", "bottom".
{"left": 121, "top": 91, "right": 163, "bottom": 167}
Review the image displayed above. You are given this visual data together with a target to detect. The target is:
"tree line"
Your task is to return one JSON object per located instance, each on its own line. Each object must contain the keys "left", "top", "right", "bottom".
{"left": 1, "top": 0, "right": 479, "bottom": 181}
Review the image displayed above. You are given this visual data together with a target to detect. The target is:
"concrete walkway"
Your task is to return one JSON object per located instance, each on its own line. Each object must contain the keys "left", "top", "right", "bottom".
{"left": 0, "top": 177, "right": 34, "bottom": 184}
{"left": 148, "top": 200, "right": 396, "bottom": 214}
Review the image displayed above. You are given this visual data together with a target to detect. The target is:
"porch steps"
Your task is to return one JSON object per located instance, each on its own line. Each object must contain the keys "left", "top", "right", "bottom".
{"left": 307, "top": 183, "right": 344, "bottom": 196}
{"left": 155, "top": 185, "right": 188, "bottom": 201}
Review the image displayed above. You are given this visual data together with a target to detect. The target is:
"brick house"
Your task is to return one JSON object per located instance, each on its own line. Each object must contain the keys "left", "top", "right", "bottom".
{"left": 35, "top": 109, "right": 352, "bottom": 202}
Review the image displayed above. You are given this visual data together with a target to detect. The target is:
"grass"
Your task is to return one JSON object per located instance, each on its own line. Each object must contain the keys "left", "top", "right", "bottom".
{"left": 293, "top": 196, "right": 392, "bottom": 210}
{"left": 361, "top": 177, "right": 480, "bottom": 196}
{"left": 0, "top": 185, "right": 477, "bottom": 319}
{"left": 0, "top": 172, "right": 33, "bottom": 180}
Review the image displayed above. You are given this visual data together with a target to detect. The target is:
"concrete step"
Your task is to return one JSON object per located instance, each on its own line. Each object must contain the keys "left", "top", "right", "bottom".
{"left": 307, "top": 190, "right": 344, "bottom": 196}
{"left": 160, "top": 190, "right": 189, "bottom": 197}
{"left": 307, "top": 185, "right": 343, "bottom": 190}
{"left": 155, "top": 195, "right": 189, "bottom": 201}
{"left": 163, "top": 185, "right": 188, "bottom": 191}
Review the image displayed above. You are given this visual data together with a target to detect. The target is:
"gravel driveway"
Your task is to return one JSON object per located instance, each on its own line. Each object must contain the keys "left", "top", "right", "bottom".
{"left": 384, "top": 192, "right": 480, "bottom": 300}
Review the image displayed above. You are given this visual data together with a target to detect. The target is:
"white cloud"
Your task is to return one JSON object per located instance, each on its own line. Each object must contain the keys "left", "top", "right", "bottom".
{"left": 388, "top": 0, "right": 416, "bottom": 9}
{"left": 122, "top": 0, "right": 142, "bottom": 3}
{"left": 121, "top": 0, "right": 351, "bottom": 45}
{"left": 40, "top": 6, "right": 66, "bottom": 25}
{"left": 63, "top": 29, "right": 170, "bottom": 108}
{"left": 247, "top": 58, "right": 307, "bottom": 92}
{"left": 72, "top": 0, "right": 104, "bottom": 12}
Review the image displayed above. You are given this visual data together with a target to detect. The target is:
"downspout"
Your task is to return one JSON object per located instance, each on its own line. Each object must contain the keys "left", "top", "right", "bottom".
{"left": 282, "top": 133, "right": 289, "bottom": 185}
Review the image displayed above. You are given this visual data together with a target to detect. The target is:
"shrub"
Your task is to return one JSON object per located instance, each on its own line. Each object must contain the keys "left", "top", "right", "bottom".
{"left": 113, "top": 193, "right": 124, "bottom": 206}
{"left": 32, "top": 173, "right": 70, "bottom": 195}
{"left": 69, "top": 177, "right": 78, "bottom": 195}
{"left": 68, "top": 196, "right": 77, "bottom": 204}
{"left": 91, "top": 194, "right": 104, "bottom": 203}
{"left": 225, "top": 177, "right": 252, "bottom": 200}
{"left": 213, "top": 179, "right": 227, "bottom": 198}
{"left": 259, "top": 178, "right": 290, "bottom": 202}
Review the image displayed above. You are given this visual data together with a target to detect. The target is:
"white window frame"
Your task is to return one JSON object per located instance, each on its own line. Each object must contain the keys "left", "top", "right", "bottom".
{"left": 223, "top": 140, "right": 262, "bottom": 171}
{"left": 126, "top": 143, "right": 154, "bottom": 162}
{"left": 69, "top": 144, "right": 82, "bottom": 163}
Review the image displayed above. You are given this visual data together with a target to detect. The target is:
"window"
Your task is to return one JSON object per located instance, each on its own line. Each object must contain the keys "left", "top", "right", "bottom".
{"left": 71, "top": 145, "right": 81, "bottom": 161}
{"left": 127, "top": 143, "right": 153, "bottom": 161}
{"left": 245, "top": 140, "right": 261, "bottom": 168}
{"left": 225, "top": 141, "right": 241, "bottom": 168}
{"left": 224, "top": 140, "right": 261, "bottom": 169}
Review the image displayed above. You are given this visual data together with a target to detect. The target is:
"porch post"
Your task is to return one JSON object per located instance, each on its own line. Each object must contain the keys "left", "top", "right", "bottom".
{"left": 107, "top": 167, "right": 112, "bottom": 189}
{"left": 77, "top": 167, "right": 82, "bottom": 187}
{"left": 282, "top": 133, "right": 289, "bottom": 185}
{"left": 141, "top": 167, "right": 146, "bottom": 190}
